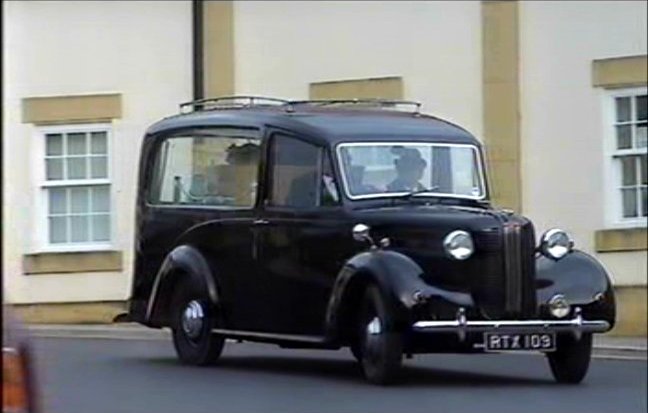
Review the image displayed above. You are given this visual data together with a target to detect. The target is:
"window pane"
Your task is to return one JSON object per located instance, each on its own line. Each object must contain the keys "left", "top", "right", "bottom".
{"left": 622, "top": 188, "right": 638, "bottom": 218}
{"left": 90, "top": 156, "right": 108, "bottom": 178}
{"left": 66, "top": 158, "right": 86, "bottom": 179}
{"left": 70, "top": 187, "right": 89, "bottom": 213}
{"left": 90, "top": 132, "right": 107, "bottom": 154}
{"left": 151, "top": 129, "right": 261, "bottom": 207}
{"left": 616, "top": 125, "right": 632, "bottom": 149}
{"left": 92, "top": 215, "right": 110, "bottom": 242}
{"left": 636, "top": 123, "right": 647, "bottom": 148}
{"left": 46, "top": 134, "right": 63, "bottom": 156}
{"left": 46, "top": 158, "right": 64, "bottom": 180}
{"left": 91, "top": 186, "right": 110, "bottom": 212}
{"left": 49, "top": 188, "right": 67, "bottom": 214}
{"left": 270, "top": 135, "right": 320, "bottom": 208}
{"left": 642, "top": 187, "right": 647, "bottom": 217}
{"left": 641, "top": 155, "right": 647, "bottom": 185}
{"left": 70, "top": 215, "right": 89, "bottom": 242}
{"left": 616, "top": 97, "right": 631, "bottom": 122}
{"left": 637, "top": 95, "right": 647, "bottom": 121}
{"left": 67, "top": 133, "right": 87, "bottom": 155}
{"left": 49, "top": 216, "right": 67, "bottom": 243}
{"left": 621, "top": 156, "right": 637, "bottom": 186}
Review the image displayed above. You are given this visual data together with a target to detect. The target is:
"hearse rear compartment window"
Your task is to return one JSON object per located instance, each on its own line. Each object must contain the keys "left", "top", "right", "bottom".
{"left": 149, "top": 128, "right": 261, "bottom": 207}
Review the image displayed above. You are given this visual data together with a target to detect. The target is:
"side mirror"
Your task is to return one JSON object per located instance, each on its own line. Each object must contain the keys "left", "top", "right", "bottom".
{"left": 352, "top": 223, "right": 375, "bottom": 248}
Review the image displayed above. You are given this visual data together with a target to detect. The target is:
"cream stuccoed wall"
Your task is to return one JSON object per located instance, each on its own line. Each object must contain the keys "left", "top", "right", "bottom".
{"left": 519, "top": 1, "right": 648, "bottom": 285}
{"left": 233, "top": 0, "right": 483, "bottom": 138}
{"left": 2, "top": 1, "right": 192, "bottom": 303}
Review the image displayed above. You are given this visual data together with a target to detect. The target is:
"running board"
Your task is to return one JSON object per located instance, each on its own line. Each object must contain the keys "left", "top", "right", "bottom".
{"left": 211, "top": 328, "right": 336, "bottom": 348}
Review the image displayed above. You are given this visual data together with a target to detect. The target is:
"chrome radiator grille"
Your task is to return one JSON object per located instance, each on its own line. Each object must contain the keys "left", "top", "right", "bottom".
{"left": 503, "top": 224, "right": 523, "bottom": 313}
{"left": 472, "top": 220, "right": 537, "bottom": 319}
{"left": 502, "top": 221, "right": 537, "bottom": 318}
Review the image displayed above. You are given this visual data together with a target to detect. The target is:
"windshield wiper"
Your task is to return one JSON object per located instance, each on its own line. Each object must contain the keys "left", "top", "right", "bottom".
{"left": 392, "top": 186, "right": 440, "bottom": 201}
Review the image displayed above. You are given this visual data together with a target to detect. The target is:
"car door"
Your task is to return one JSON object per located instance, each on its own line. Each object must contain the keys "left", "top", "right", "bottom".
{"left": 255, "top": 131, "right": 349, "bottom": 336}
{"left": 136, "top": 126, "right": 265, "bottom": 331}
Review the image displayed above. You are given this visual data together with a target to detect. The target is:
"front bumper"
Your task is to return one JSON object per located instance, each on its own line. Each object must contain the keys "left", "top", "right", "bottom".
{"left": 412, "top": 307, "right": 611, "bottom": 341}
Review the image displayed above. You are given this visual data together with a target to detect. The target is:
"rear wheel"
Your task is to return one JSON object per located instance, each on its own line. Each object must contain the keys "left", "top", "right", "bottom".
{"left": 546, "top": 333, "right": 592, "bottom": 384}
{"left": 171, "top": 280, "right": 225, "bottom": 366}
{"left": 356, "top": 285, "right": 403, "bottom": 385}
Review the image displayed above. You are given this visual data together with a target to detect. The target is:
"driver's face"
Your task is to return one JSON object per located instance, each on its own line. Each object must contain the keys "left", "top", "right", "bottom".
{"left": 396, "top": 160, "right": 425, "bottom": 183}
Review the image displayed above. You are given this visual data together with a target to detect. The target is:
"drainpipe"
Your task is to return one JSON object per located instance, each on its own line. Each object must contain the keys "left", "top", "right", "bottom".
{"left": 192, "top": 0, "right": 204, "bottom": 101}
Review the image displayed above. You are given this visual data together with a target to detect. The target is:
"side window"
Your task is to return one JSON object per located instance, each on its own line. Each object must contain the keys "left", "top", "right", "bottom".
{"left": 269, "top": 134, "right": 333, "bottom": 208}
{"left": 150, "top": 128, "right": 260, "bottom": 207}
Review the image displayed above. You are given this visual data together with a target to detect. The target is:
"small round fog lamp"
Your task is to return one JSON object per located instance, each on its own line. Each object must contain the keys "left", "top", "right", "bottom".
{"left": 548, "top": 294, "right": 570, "bottom": 319}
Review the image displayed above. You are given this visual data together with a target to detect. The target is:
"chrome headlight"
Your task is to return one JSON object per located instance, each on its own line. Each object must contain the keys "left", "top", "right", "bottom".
{"left": 443, "top": 230, "right": 474, "bottom": 260}
{"left": 539, "top": 228, "right": 574, "bottom": 260}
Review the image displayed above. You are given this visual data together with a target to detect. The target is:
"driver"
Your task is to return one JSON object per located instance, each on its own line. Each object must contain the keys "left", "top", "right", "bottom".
{"left": 386, "top": 148, "right": 427, "bottom": 192}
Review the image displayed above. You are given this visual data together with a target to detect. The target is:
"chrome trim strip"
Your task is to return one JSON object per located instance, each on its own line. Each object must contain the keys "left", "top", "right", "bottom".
{"left": 211, "top": 328, "right": 326, "bottom": 344}
{"left": 412, "top": 307, "right": 610, "bottom": 341}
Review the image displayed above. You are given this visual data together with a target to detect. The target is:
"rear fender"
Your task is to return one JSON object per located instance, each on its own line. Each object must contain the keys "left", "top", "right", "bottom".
{"left": 145, "top": 245, "right": 219, "bottom": 327}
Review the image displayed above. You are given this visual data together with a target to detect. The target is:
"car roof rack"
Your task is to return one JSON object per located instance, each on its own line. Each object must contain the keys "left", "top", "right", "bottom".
{"left": 179, "top": 96, "right": 291, "bottom": 114}
{"left": 179, "top": 96, "right": 422, "bottom": 116}
{"left": 288, "top": 99, "right": 422, "bottom": 115}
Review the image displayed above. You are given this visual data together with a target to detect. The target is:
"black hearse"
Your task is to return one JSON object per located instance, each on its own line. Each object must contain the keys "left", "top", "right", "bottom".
{"left": 127, "top": 96, "right": 615, "bottom": 384}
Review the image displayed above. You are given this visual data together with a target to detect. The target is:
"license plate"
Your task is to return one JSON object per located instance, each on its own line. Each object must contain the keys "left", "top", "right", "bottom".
{"left": 484, "top": 333, "right": 555, "bottom": 352}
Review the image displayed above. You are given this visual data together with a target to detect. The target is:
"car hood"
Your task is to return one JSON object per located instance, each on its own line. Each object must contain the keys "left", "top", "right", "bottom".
{"left": 347, "top": 204, "right": 533, "bottom": 293}
{"left": 348, "top": 204, "right": 507, "bottom": 234}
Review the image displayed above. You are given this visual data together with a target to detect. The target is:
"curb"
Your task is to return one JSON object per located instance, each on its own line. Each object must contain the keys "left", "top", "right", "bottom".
{"left": 26, "top": 324, "right": 170, "bottom": 341}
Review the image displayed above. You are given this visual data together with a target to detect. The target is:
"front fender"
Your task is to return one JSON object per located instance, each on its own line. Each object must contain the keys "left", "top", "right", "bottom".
{"left": 145, "top": 245, "right": 219, "bottom": 326}
{"left": 324, "top": 250, "right": 473, "bottom": 341}
{"left": 536, "top": 249, "right": 616, "bottom": 326}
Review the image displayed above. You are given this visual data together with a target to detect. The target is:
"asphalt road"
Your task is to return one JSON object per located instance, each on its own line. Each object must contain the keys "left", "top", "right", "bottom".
{"left": 33, "top": 336, "right": 647, "bottom": 413}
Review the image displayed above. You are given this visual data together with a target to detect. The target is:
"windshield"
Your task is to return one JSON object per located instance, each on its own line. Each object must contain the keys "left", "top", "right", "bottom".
{"left": 337, "top": 142, "right": 486, "bottom": 200}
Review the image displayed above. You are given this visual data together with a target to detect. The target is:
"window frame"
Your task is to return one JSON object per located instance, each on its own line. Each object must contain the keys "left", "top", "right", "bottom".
{"left": 32, "top": 123, "right": 114, "bottom": 253}
{"left": 145, "top": 127, "right": 262, "bottom": 211}
{"left": 602, "top": 86, "right": 648, "bottom": 228}
{"left": 264, "top": 132, "right": 339, "bottom": 211}
{"left": 335, "top": 141, "right": 488, "bottom": 201}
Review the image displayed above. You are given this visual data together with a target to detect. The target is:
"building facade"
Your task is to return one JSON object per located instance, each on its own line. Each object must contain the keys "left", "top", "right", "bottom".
{"left": 3, "top": 0, "right": 646, "bottom": 334}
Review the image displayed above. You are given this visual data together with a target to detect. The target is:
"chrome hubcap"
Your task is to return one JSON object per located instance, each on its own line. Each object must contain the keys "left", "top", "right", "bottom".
{"left": 181, "top": 300, "right": 204, "bottom": 340}
{"left": 367, "top": 317, "right": 382, "bottom": 335}
{"left": 363, "top": 316, "right": 383, "bottom": 362}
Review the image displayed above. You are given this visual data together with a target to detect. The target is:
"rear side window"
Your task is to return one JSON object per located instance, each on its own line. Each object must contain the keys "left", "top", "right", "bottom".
{"left": 268, "top": 134, "right": 323, "bottom": 208}
{"left": 149, "top": 128, "right": 260, "bottom": 207}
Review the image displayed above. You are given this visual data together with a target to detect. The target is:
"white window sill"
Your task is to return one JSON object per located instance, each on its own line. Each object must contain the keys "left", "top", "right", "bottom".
{"left": 31, "top": 243, "right": 114, "bottom": 254}
{"left": 605, "top": 219, "right": 648, "bottom": 230}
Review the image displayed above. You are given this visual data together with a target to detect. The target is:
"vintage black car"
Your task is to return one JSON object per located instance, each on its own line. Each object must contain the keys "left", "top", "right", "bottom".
{"left": 127, "top": 96, "right": 616, "bottom": 385}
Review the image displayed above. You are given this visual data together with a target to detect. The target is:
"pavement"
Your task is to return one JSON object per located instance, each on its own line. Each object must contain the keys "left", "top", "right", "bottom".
{"left": 32, "top": 334, "right": 648, "bottom": 413}
{"left": 25, "top": 322, "right": 648, "bottom": 360}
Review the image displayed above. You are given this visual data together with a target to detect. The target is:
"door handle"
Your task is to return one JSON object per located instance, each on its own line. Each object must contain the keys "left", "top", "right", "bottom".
{"left": 253, "top": 219, "right": 270, "bottom": 226}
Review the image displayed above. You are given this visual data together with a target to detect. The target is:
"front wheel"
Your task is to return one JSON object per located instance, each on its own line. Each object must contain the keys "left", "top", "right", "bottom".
{"left": 546, "top": 333, "right": 593, "bottom": 384}
{"left": 171, "top": 280, "right": 225, "bottom": 366}
{"left": 356, "top": 285, "right": 403, "bottom": 385}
